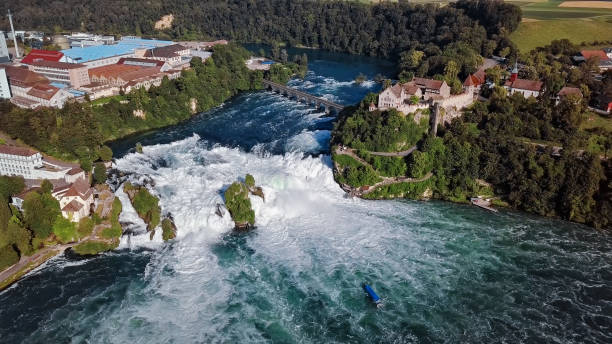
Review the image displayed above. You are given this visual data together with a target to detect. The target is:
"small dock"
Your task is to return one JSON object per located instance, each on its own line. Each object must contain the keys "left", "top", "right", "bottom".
{"left": 471, "top": 197, "right": 498, "bottom": 213}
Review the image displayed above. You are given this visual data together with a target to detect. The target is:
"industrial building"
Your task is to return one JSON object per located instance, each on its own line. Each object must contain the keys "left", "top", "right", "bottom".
{"left": 60, "top": 37, "right": 175, "bottom": 68}
{"left": 27, "top": 60, "right": 90, "bottom": 88}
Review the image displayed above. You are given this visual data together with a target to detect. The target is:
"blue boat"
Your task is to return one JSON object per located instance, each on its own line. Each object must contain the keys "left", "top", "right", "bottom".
{"left": 363, "top": 284, "right": 381, "bottom": 304}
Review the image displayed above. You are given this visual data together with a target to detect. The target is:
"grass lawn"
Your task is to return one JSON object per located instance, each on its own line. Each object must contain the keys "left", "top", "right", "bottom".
{"left": 510, "top": 18, "right": 612, "bottom": 51}
{"left": 582, "top": 112, "right": 612, "bottom": 132}
{"left": 90, "top": 95, "right": 126, "bottom": 106}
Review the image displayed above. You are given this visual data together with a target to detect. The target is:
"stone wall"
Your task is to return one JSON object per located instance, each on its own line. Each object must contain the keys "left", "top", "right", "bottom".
{"left": 434, "top": 92, "right": 474, "bottom": 110}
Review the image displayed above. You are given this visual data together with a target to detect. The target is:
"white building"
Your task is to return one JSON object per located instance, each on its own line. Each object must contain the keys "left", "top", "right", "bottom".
{"left": 0, "top": 32, "right": 9, "bottom": 59}
{"left": 0, "top": 145, "right": 74, "bottom": 180}
{"left": 0, "top": 146, "right": 43, "bottom": 179}
{"left": 0, "top": 68, "right": 11, "bottom": 99}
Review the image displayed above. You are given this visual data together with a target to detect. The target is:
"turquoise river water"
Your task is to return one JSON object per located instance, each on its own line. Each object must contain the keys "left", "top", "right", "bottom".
{"left": 0, "top": 47, "right": 611, "bottom": 344}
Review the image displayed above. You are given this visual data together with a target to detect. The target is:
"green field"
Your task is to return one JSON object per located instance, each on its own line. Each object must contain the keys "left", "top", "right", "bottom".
{"left": 509, "top": 1, "right": 612, "bottom": 51}
{"left": 512, "top": 0, "right": 612, "bottom": 19}
{"left": 511, "top": 17, "right": 612, "bottom": 51}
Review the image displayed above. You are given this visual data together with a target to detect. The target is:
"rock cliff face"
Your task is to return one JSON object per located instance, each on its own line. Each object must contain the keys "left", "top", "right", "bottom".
{"left": 224, "top": 174, "right": 264, "bottom": 230}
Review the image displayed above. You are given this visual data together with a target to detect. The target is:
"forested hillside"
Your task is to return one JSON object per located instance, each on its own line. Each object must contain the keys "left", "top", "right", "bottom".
{"left": 0, "top": 0, "right": 520, "bottom": 58}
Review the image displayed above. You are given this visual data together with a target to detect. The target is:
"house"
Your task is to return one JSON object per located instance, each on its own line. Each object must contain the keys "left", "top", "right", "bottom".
{"left": 504, "top": 79, "right": 543, "bottom": 98}
{"left": 377, "top": 82, "right": 423, "bottom": 110}
{"left": 555, "top": 86, "right": 582, "bottom": 105}
{"left": 27, "top": 60, "right": 90, "bottom": 88}
{"left": 503, "top": 63, "right": 543, "bottom": 98}
{"left": 412, "top": 77, "right": 450, "bottom": 100}
{"left": 20, "top": 49, "right": 64, "bottom": 65}
{"left": 580, "top": 50, "right": 609, "bottom": 61}
{"left": 463, "top": 69, "right": 486, "bottom": 95}
{"left": 52, "top": 178, "right": 94, "bottom": 222}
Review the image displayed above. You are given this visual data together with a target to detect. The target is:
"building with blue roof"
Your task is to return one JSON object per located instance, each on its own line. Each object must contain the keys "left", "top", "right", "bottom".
{"left": 60, "top": 38, "right": 174, "bottom": 68}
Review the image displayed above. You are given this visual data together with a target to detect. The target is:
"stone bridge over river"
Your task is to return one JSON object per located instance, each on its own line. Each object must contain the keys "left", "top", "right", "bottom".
{"left": 262, "top": 79, "right": 345, "bottom": 114}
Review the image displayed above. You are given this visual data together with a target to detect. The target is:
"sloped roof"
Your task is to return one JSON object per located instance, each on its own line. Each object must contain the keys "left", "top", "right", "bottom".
{"left": 117, "top": 57, "right": 166, "bottom": 68}
{"left": 62, "top": 199, "right": 84, "bottom": 212}
{"left": 463, "top": 74, "right": 481, "bottom": 87}
{"left": 144, "top": 44, "right": 187, "bottom": 58}
{"left": 3, "top": 65, "right": 49, "bottom": 87}
{"left": 413, "top": 77, "right": 444, "bottom": 90}
{"left": 557, "top": 86, "right": 582, "bottom": 97}
{"left": 27, "top": 84, "right": 60, "bottom": 100}
{"left": 21, "top": 49, "right": 64, "bottom": 65}
{"left": 62, "top": 178, "right": 93, "bottom": 201}
{"left": 88, "top": 64, "right": 141, "bottom": 79}
{"left": 119, "top": 67, "right": 161, "bottom": 82}
{"left": 67, "top": 167, "right": 84, "bottom": 175}
{"left": 0, "top": 145, "right": 39, "bottom": 157}
{"left": 29, "top": 60, "right": 87, "bottom": 70}
{"left": 387, "top": 83, "right": 403, "bottom": 98}
{"left": 403, "top": 83, "right": 421, "bottom": 95}
{"left": 581, "top": 50, "right": 609, "bottom": 60}
{"left": 505, "top": 78, "right": 543, "bottom": 92}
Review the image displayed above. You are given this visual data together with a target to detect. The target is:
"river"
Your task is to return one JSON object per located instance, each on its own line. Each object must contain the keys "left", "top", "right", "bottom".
{"left": 0, "top": 47, "right": 611, "bottom": 344}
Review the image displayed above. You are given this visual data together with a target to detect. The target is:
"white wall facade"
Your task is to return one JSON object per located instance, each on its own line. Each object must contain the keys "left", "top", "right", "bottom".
{"left": 0, "top": 69, "right": 11, "bottom": 99}
{"left": 0, "top": 152, "right": 43, "bottom": 178}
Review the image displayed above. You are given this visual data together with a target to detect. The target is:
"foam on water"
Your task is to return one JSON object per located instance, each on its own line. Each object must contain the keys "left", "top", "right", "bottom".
{"left": 59, "top": 136, "right": 610, "bottom": 343}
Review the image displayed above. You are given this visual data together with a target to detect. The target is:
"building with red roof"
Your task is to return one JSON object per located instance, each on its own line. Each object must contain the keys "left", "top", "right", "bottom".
{"left": 504, "top": 78, "right": 544, "bottom": 98}
{"left": 580, "top": 50, "right": 609, "bottom": 61}
{"left": 21, "top": 49, "right": 64, "bottom": 65}
{"left": 3, "top": 65, "right": 71, "bottom": 108}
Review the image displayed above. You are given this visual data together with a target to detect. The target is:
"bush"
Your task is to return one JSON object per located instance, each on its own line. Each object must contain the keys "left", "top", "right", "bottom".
{"left": 407, "top": 151, "right": 433, "bottom": 178}
{"left": 101, "top": 226, "right": 121, "bottom": 239}
{"left": 72, "top": 240, "right": 118, "bottom": 255}
{"left": 52, "top": 215, "right": 77, "bottom": 243}
{"left": 224, "top": 182, "right": 255, "bottom": 225}
{"left": 77, "top": 218, "right": 94, "bottom": 238}
{"left": 245, "top": 174, "right": 255, "bottom": 188}
{"left": 0, "top": 245, "right": 19, "bottom": 271}
{"left": 131, "top": 189, "right": 160, "bottom": 230}
{"left": 161, "top": 218, "right": 176, "bottom": 241}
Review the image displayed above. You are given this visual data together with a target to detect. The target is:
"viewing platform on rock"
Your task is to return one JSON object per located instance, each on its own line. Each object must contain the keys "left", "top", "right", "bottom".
{"left": 262, "top": 79, "right": 345, "bottom": 114}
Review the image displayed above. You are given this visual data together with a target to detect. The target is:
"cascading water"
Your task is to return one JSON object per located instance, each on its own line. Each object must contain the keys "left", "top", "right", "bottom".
{"left": 1, "top": 47, "right": 611, "bottom": 344}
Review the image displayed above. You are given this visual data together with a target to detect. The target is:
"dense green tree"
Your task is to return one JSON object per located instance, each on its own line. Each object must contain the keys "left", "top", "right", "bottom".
{"left": 40, "top": 179, "right": 53, "bottom": 194}
{"left": 93, "top": 162, "right": 107, "bottom": 185}
{"left": 22, "top": 192, "right": 61, "bottom": 240}
{"left": 0, "top": 176, "right": 25, "bottom": 200}
{"left": 97, "top": 145, "right": 113, "bottom": 162}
